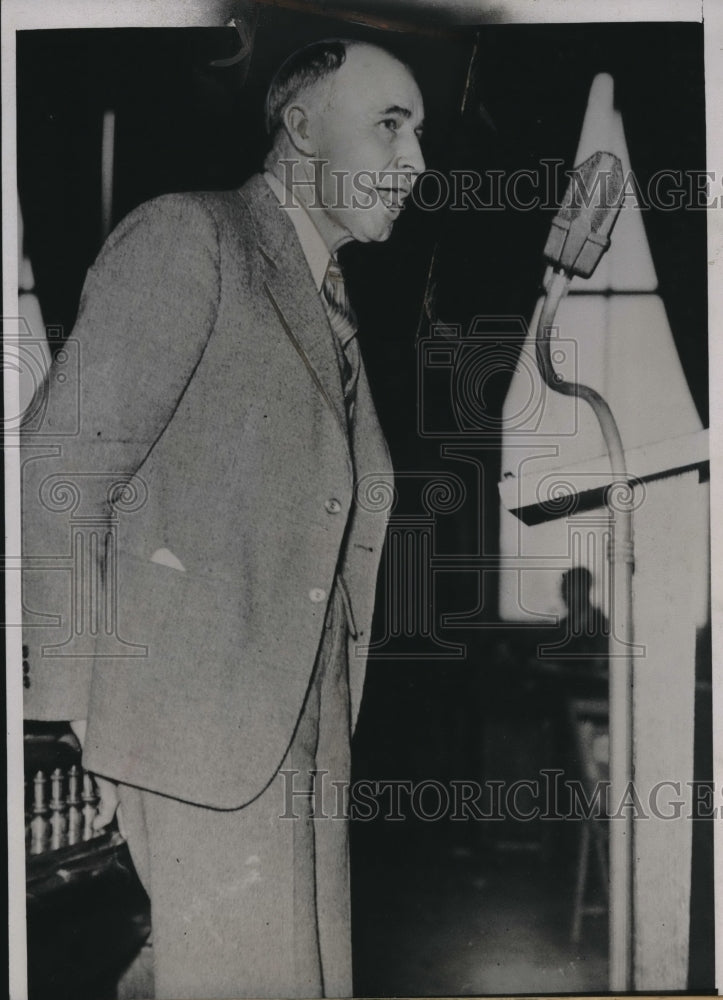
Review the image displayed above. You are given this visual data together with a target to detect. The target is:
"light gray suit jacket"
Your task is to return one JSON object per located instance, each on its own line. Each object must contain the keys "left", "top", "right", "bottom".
{"left": 22, "top": 173, "right": 393, "bottom": 808}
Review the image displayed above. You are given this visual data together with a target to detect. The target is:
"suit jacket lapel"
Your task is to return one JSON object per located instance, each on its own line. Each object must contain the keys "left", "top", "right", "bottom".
{"left": 239, "top": 176, "right": 349, "bottom": 445}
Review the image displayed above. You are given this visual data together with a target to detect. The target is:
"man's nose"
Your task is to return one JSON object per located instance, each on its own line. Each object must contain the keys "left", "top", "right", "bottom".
{"left": 396, "top": 132, "right": 425, "bottom": 178}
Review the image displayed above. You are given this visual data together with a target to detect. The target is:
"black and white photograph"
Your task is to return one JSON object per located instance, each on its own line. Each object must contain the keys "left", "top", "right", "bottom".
{"left": 4, "top": 1, "right": 721, "bottom": 998}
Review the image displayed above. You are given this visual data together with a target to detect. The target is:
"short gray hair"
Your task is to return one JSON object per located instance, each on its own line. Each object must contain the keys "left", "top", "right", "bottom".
{"left": 264, "top": 38, "right": 357, "bottom": 138}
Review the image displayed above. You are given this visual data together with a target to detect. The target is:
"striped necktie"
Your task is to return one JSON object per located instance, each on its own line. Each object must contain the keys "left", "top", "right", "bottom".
{"left": 321, "top": 260, "right": 360, "bottom": 419}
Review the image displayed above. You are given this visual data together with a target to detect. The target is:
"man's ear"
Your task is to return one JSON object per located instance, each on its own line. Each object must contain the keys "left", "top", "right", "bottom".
{"left": 282, "top": 104, "right": 315, "bottom": 156}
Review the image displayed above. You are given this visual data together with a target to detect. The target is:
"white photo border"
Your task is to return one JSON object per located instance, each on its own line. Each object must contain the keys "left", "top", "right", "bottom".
{"left": 4, "top": 2, "right": 718, "bottom": 998}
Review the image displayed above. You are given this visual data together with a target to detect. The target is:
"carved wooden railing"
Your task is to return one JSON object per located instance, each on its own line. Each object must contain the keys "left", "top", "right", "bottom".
{"left": 24, "top": 728, "right": 151, "bottom": 1000}
{"left": 25, "top": 759, "right": 128, "bottom": 895}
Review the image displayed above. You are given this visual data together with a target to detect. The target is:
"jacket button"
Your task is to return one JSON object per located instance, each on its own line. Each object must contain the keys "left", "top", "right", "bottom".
{"left": 309, "top": 588, "right": 326, "bottom": 603}
{"left": 325, "top": 498, "right": 342, "bottom": 514}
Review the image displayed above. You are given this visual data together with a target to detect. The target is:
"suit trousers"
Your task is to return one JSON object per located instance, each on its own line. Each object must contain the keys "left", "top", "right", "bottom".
{"left": 117, "top": 583, "right": 353, "bottom": 999}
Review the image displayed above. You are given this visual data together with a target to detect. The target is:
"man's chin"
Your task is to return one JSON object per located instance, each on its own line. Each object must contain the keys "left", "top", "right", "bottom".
{"left": 359, "top": 220, "right": 396, "bottom": 243}
{"left": 353, "top": 204, "right": 400, "bottom": 242}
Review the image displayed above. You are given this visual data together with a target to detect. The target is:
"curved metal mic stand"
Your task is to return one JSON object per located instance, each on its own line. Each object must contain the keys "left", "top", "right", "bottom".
{"left": 535, "top": 266, "right": 634, "bottom": 991}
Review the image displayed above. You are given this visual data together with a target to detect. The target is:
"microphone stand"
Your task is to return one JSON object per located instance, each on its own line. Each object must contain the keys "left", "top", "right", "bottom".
{"left": 535, "top": 264, "right": 635, "bottom": 991}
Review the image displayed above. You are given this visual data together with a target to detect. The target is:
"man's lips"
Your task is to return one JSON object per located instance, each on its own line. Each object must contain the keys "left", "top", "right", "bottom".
{"left": 375, "top": 187, "right": 410, "bottom": 211}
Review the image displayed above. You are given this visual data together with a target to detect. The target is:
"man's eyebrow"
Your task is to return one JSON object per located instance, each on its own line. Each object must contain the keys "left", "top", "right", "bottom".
{"left": 379, "top": 105, "right": 412, "bottom": 118}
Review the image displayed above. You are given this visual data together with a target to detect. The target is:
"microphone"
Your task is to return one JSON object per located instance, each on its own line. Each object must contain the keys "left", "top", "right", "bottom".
{"left": 535, "top": 148, "right": 627, "bottom": 442}
{"left": 544, "top": 150, "right": 624, "bottom": 278}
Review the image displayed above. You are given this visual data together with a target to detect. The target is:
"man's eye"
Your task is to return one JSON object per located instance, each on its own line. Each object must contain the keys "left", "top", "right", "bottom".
{"left": 381, "top": 118, "right": 400, "bottom": 132}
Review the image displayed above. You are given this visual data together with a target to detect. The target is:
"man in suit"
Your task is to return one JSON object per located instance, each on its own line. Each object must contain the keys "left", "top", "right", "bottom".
{"left": 22, "top": 38, "right": 425, "bottom": 999}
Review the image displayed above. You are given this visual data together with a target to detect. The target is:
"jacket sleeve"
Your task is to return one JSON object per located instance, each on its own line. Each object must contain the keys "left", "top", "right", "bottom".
{"left": 22, "top": 193, "right": 221, "bottom": 720}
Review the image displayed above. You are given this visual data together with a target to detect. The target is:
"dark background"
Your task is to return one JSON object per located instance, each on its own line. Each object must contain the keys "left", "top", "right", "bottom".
{"left": 16, "top": 11, "right": 711, "bottom": 994}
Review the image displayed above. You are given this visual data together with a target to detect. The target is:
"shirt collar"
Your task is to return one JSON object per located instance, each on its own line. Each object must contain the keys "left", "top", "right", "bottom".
{"left": 264, "top": 171, "right": 331, "bottom": 292}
